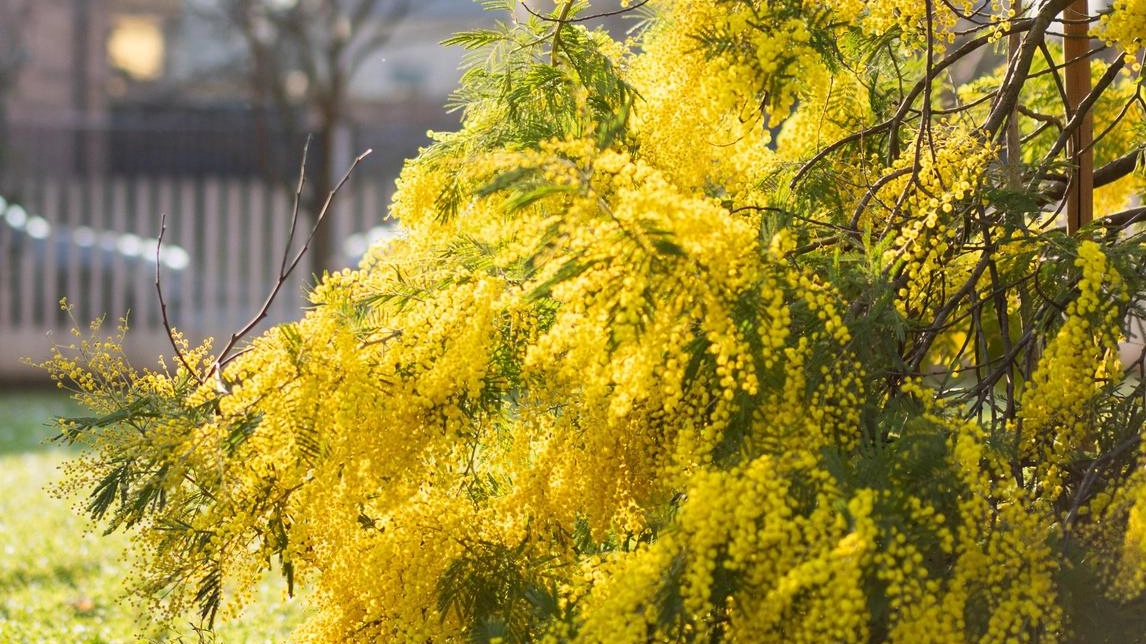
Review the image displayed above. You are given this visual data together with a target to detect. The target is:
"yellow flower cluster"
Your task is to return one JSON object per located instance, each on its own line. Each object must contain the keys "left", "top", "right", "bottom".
{"left": 879, "top": 129, "right": 997, "bottom": 313}
{"left": 573, "top": 457, "right": 875, "bottom": 643}
{"left": 39, "top": 0, "right": 1146, "bottom": 641}
{"left": 1101, "top": 0, "right": 1146, "bottom": 69}
{"left": 1017, "top": 241, "right": 1127, "bottom": 495}
{"left": 856, "top": 0, "right": 962, "bottom": 44}
{"left": 625, "top": 0, "right": 827, "bottom": 193}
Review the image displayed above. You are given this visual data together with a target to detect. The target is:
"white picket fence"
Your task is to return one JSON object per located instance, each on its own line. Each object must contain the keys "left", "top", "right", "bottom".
{"left": 0, "top": 175, "right": 392, "bottom": 381}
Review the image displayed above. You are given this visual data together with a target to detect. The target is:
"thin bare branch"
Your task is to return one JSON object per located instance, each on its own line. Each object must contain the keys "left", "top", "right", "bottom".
{"left": 156, "top": 213, "right": 204, "bottom": 384}
{"left": 522, "top": 0, "right": 651, "bottom": 23}
{"left": 1037, "top": 56, "right": 1125, "bottom": 178}
{"left": 281, "top": 135, "right": 311, "bottom": 277}
{"left": 792, "top": 17, "right": 1037, "bottom": 189}
{"left": 849, "top": 167, "right": 912, "bottom": 228}
{"left": 980, "top": 0, "right": 1076, "bottom": 138}
{"left": 1041, "top": 144, "right": 1143, "bottom": 203}
{"left": 212, "top": 146, "right": 374, "bottom": 379}
{"left": 1097, "top": 206, "right": 1146, "bottom": 229}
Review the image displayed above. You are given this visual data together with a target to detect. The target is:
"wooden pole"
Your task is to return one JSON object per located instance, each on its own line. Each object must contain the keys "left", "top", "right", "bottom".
{"left": 1064, "top": 0, "right": 1093, "bottom": 233}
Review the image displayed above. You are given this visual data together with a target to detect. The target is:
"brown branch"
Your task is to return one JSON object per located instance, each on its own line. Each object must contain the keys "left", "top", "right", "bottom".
{"left": 849, "top": 166, "right": 912, "bottom": 228}
{"left": 522, "top": 0, "right": 651, "bottom": 23}
{"left": 1021, "top": 120, "right": 1056, "bottom": 145}
{"left": 1029, "top": 42, "right": 1109, "bottom": 80}
{"left": 791, "top": 18, "right": 1037, "bottom": 189}
{"left": 1041, "top": 146, "right": 1144, "bottom": 201}
{"left": 940, "top": 0, "right": 996, "bottom": 22}
{"left": 789, "top": 122, "right": 892, "bottom": 190}
{"left": 211, "top": 146, "right": 374, "bottom": 380}
{"left": 1088, "top": 94, "right": 1144, "bottom": 158}
{"left": 920, "top": 0, "right": 939, "bottom": 173}
{"left": 1096, "top": 206, "right": 1146, "bottom": 229}
{"left": 924, "top": 90, "right": 997, "bottom": 116}
{"left": 979, "top": 0, "right": 1077, "bottom": 139}
{"left": 291, "top": 148, "right": 374, "bottom": 278}
{"left": 1037, "top": 41, "right": 1071, "bottom": 110}
{"left": 967, "top": 299, "right": 1053, "bottom": 400}
{"left": 1003, "top": 0, "right": 1024, "bottom": 184}
{"left": 905, "top": 250, "right": 994, "bottom": 373}
{"left": 280, "top": 136, "right": 311, "bottom": 277}
{"left": 155, "top": 213, "right": 204, "bottom": 384}
{"left": 1038, "top": 56, "right": 1125, "bottom": 180}
{"left": 1096, "top": 146, "right": 1146, "bottom": 187}
{"left": 1016, "top": 105, "right": 1063, "bottom": 129}
{"left": 1063, "top": 431, "right": 1142, "bottom": 551}
{"left": 984, "top": 226, "right": 1017, "bottom": 422}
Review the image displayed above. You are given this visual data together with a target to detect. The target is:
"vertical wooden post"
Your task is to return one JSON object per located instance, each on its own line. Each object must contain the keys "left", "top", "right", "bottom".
{"left": 1064, "top": 0, "right": 1093, "bottom": 233}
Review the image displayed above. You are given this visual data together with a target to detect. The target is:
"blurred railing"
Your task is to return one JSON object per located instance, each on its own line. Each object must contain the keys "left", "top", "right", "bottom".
{"left": 0, "top": 175, "right": 393, "bottom": 381}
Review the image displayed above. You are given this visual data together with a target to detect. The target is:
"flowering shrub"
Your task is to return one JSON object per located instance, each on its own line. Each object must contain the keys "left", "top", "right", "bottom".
{"left": 44, "top": 0, "right": 1146, "bottom": 641}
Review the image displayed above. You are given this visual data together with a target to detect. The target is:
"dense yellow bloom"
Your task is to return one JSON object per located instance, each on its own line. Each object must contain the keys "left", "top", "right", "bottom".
{"left": 1101, "top": 0, "right": 1146, "bottom": 67}
{"left": 1016, "top": 242, "right": 1127, "bottom": 494}
{"left": 40, "top": 0, "right": 1146, "bottom": 641}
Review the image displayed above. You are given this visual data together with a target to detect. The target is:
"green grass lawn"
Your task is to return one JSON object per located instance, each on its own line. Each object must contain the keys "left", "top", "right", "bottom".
{"left": 0, "top": 388, "right": 304, "bottom": 643}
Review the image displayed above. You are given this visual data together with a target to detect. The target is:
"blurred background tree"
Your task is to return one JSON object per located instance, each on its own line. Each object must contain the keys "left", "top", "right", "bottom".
{"left": 194, "top": 0, "right": 414, "bottom": 273}
{"left": 0, "top": 0, "right": 34, "bottom": 182}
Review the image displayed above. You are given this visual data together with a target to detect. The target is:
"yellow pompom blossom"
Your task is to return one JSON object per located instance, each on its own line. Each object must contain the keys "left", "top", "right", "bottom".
{"left": 625, "top": 1, "right": 780, "bottom": 193}
{"left": 1101, "top": 0, "right": 1146, "bottom": 68}
{"left": 40, "top": 0, "right": 1146, "bottom": 642}
{"left": 1017, "top": 242, "right": 1128, "bottom": 494}
{"left": 878, "top": 128, "right": 997, "bottom": 314}
{"left": 857, "top": 0, "right": 962, "bottom": 44}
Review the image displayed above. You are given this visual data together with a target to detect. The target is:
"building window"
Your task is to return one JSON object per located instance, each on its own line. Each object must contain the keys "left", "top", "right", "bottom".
{"left": 108, "top": 15, "right": 165, "bottom": 81}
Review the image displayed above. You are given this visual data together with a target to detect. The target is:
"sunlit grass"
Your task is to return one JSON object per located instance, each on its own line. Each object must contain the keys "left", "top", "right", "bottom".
{"left": 0, "top": 389, "right": 304, "bottom": 643}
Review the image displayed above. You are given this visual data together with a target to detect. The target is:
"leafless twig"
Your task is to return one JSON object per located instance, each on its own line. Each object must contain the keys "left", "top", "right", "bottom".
{"left": 211, "top": 144, "right": 374, "bottom": 382}
{"left": 1033, "top": 56, "right": 1125, "bottom": 177}
{"left": 522, "top": 0, "right": 651, "bottom": 23}
{"left": 156, "top": 212, "right": 205, "bottom": 384}
{"left": 280, "top": 136, "right": 311, "bottom": 278}
{"left": 1062, "top": 431, "right": 1142, "bottom": 551}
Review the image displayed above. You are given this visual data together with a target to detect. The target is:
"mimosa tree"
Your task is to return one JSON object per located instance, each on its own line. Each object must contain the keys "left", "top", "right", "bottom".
{"left": 45, "top": 0, "right": 1146, "bottom": 641}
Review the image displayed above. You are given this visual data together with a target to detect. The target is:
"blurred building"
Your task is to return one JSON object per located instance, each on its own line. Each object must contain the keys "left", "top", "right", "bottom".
{"left": 2, "top": 0, "right": 112, "bottom": 177}
{"left": 1, "top": 0, "right": 490, "bottom": 182}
